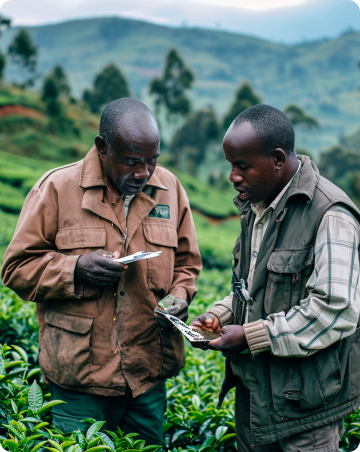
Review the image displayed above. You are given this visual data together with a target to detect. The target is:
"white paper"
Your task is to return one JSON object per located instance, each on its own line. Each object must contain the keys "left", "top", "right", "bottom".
{"left": 155, "top": 311, "right": 211, "bottom": 343}
{"left": 113, "top": 251, "right": 162, "bottom": 264}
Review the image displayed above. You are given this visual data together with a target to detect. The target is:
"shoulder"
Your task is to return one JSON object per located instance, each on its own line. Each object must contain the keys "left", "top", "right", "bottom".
{"left": 34, "top": 160, "right": 83, "bottom": 191}
{"left": 322, "top": 204, "right": 360, "bottom": 231}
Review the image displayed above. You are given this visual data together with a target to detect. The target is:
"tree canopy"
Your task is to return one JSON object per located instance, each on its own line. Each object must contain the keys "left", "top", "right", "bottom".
{"left": 8, "top": 28, "right": 38, "bottom": 88}
{"left": 150, "top": 48, "right": 194, "bottom": 122}
{"left": 223, "top": 81, "right": 261, "bottom": 130}
{"left": 83, "top": 63, "right": 130, "bottom": 113}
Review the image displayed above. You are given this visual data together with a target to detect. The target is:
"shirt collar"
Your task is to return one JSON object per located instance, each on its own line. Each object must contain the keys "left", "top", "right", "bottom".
{"left": 79, "top": 146, "right": 168, "bottom": 191}
{"left": 250, "top": 160, "right": 301, "bottom": 218}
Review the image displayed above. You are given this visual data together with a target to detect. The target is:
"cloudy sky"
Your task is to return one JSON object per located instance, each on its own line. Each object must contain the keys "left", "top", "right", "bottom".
{"left": 1, "top": 0, "right": 360, "bottom": 43}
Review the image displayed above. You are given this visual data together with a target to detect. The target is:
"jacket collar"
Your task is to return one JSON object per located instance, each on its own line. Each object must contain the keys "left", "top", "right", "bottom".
{"left": 79, "top": 146, "right": 168, "bottom": 191}
{"left": 233, "top": 154, "right": 319, "bottom": 214}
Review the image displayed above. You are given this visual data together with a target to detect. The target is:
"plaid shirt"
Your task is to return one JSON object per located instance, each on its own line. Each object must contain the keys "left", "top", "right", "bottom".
{"left": 209, "top": 186, "right": 360, "bottom": 358}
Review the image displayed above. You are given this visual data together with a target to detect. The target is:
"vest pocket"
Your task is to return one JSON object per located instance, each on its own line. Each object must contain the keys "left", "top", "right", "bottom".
{"left": 269, "top": 341, "right": 345, "bottom": 419}
{"left": 39, "top": 309, "right": 93, "bottom": 388}
{"left": 265, "top": 246, "right": 314, "bottom": 315}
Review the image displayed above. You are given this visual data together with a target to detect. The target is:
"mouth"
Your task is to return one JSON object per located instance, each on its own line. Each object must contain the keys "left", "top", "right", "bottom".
{"left": 234, "top": 187, "right": 251, "bottom": 201}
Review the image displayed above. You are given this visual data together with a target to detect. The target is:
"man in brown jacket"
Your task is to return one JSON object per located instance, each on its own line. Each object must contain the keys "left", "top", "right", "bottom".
{"left": 1, "top": 98, "right": 202, "bottom": 443}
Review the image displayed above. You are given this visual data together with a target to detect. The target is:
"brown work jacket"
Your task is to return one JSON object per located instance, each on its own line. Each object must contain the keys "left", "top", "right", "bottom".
{"left": 1, "top": 147, "right": 202, "bottom": 397}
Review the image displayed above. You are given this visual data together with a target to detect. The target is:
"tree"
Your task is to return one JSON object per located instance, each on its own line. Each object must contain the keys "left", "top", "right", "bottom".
{"left": 150, "top": 48, "right": 194, "bottom": 123}
{"left": 223, "top": 81, "right": 261, "bottom": 130}
{"left": 0, "top": 16, "right": 11, "bottom": 82}
{"left": 42, "top": 66, "right": 70, "bottom": 117}
{"left": 83, "top": 63, "right": 130, "bottom": 113}
{"left": 283, "top": 104, "right": 320, "bottom": 130}
{"left": 171, "top": 108, "right": 219, "bottom": 173}
{"left": 8, "top": 28, "right": 38, "bottom": 88}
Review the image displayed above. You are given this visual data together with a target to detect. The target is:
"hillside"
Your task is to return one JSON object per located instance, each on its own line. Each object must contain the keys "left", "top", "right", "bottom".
{"left": 1, "top": 17, "right": 360, "bottom": 153}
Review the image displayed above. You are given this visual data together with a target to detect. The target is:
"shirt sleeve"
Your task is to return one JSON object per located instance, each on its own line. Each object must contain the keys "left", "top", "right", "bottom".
{"left": 243, "top": 205, "right": 360, "bottom": 357}
{"left": 169, "top": 183, "right": 202, "bottom": 303}
{"left": 1, "top": 184, "right": 84, "bottom": 302}
{"left": 207, "top": 293, "right": 234, "bottom": 326}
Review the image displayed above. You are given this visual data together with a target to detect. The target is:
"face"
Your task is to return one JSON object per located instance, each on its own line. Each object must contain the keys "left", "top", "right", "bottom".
{"left": 96, "top": 119, "right": 160, "bottom": 196}
{"left": 223, "top": 122, "right": 285, "bottom": 205}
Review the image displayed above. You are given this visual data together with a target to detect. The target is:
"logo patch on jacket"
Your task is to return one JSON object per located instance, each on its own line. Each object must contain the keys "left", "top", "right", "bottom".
{"left": 148, "top": 204, "right": 170, "bottom": 219}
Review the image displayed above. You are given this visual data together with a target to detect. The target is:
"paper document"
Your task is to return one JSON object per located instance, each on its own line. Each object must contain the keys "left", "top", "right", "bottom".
{"left": 113, "top": 251, "right": 162, "bottom": 264}
{"left": 155, "top": 310, "right": 220, "bottom": 343}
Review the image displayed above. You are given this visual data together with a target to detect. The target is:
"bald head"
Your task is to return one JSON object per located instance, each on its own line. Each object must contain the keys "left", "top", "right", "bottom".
{"left": 99, "top": 98, "right": 160, "bottom": 151}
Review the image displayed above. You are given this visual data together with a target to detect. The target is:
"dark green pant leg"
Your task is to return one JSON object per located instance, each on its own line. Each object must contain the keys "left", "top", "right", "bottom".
{"left": 119, "top": 381, "right": 167, "bottom": 446}
{"left": 49, "top": 383, "right": 128, "bottom": 433}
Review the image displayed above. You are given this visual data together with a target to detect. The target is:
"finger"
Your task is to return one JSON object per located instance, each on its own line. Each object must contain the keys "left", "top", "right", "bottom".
{"left": 207, "top": 338, "right": 222, "bottom": 351}
{"left": 97, "top": 257, "right": 128, "bottom": 271}
{"left": 112, "top": 251, "right": 120, "bottom": 259}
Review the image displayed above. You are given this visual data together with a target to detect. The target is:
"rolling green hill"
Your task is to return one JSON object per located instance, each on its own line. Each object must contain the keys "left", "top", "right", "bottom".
{"left": 1, "top": 17, "right": 360, "bottom": 153}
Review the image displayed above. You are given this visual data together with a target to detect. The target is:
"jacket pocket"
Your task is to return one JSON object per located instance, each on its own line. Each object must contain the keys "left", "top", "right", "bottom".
{"left": 350, "top": 327, "right": 360, "bottom": 398}
{"left": 265, "top": 246, "right": 314, "bottom": 315}
{"left": 55, "top": 227, "right": 106, "bottom": 252}
{"left": 39, "top": 309, "right": 94, "bottom": 388}
{"left": 269, "top": 341, "right": 345, "bottom": 419}
{"left": 158, "top": 326, "right": 185, "bottom": 379}
{"left": 143, "top": 222, "right": 178, "bottom": 295}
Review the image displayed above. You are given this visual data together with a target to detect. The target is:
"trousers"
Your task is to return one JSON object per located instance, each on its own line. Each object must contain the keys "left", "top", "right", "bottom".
{"left": 235, "top": 377, "right": 343, "bottom": 452}
{"left": 49, "top": 381, "right": 166, "bottom": 446}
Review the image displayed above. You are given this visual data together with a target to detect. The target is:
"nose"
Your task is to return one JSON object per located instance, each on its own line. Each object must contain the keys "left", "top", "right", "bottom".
{"left": 229, "top": 167, "right": 244, "bottom": 184}
{"left": 133, "top": 162, "right": 150, "bottom": 180}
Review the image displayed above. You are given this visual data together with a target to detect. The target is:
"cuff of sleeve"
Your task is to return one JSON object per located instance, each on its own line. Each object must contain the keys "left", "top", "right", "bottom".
{"left": 207, "top": 307, "right": 234, "bottom": 327}
{"left": 169, "top": 287, "right": 189, "bottom": 303}
{"left": 60, "top": 255, "right": 82, "bottom": 298}
{"left": 243, "top": 319, "right": 271, "bottom": 357}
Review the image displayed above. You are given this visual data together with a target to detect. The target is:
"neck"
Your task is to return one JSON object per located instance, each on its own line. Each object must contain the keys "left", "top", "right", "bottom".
{"left": 266, "top": 156, "right": 299, "bottom": 206}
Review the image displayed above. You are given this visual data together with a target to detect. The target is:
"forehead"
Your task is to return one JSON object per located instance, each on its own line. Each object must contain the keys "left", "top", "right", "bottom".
{"left": 223, "top": 122, "right": 262, "bottom": 162}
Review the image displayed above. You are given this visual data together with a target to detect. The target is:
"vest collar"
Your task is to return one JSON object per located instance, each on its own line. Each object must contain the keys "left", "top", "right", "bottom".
{"left": 79, "top": 146, "right": 168, "bottom": 191}
{"left": 233, "top": 154, "right": 318, "bottom": 214}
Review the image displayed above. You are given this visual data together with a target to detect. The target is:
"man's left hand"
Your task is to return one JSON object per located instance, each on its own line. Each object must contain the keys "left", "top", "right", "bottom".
{"left": 207, "top": 325, "right": 248, "bottom": 354}
{"left": 155, "top": 297, "right": 188, "bottom": 329}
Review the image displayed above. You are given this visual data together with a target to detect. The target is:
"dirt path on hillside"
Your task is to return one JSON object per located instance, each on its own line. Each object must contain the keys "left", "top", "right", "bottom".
{"left": 0, "top": 104, "right": 44, "bottom": 119}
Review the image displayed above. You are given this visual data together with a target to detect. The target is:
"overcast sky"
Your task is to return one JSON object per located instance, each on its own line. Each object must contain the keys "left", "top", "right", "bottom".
{"left": 1, "top": 0, "right": 360, "bottom": 43}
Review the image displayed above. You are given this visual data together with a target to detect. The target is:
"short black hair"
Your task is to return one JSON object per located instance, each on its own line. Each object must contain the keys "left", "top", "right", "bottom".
{"left": 99, "top": 97, "right": 159, "bottom": 148}
{"left": 232, "top": 104, "right": 295, "bottom": 157}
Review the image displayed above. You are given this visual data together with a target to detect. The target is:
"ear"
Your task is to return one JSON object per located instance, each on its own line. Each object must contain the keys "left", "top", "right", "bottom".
{"left": 95, "top": 135, "right": 107, "bottom": 157}
{"left": 273, "top": 148, "right": 286, "bottom": 170}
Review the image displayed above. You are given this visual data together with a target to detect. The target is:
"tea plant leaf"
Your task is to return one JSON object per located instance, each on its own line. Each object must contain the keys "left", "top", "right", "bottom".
{"left": 0, "top": 408, "right": 6, "bottom": 418}
{"left": 45, "top": 448, "right": 62, "bottom": 452}
{"left": 86, "top": 421, "right": 105, "bottom": 440}
{"left": 35, "top": 400, "right": 66, "bottom": 415}
{"left": 215, "top": 426, "right": 228, "bottom": 440}
{"left": 198, "top": 418, "right": 212, "bottom": 436}
{"left": 2, "top": 439, "right": 19, "bottom": 450}
{"left": 27, "top": 368, "right": 42, "bottom": 379}
{"left": 0, "top": 353, "right": 5, "bottom": 375}
{"left": 219, "top": 433, "right": 236, "bottom": 442}
{"left": 4, "top": 425, "right": 24, "bottom": 440}
{"left": 87, "top": 437, "right": 100, "bottom": 449}
{"left": 172, "top": 429, "right": 188, "bottom": 443}
{"left": 0, "top": 369, "right": 25, "bottom": 383}
{"left": 22, "top": 417, "right": 41, "bottom": 423}
{"left": 30, "top": 442, "right": 48, "bottom": 452}
{"left": 5, "top": 361, "right": 24, "bottom": 369}
{"left": 86, "top": 447, "right": 112, "bottom": 452}
{"left": 28, "top": 435, "right": 44, "bottom": 441}
{"left": 33, "top": 422, "right": 50, "bottom": 431}
{"left": 60, "top": 441, "right": 76, "bottom": 449}
{"left": 142, "top": 446, "right": 162, "bottom": 451}
{"left": 133, "top": 440, "right": 145, "bottom": 450}
{"left": 76, "top": 431, "right": 86, "bottom": 449}
{"left": 96, "top": 432, "right": 115, "bottom": 452}
{"left": 10, "top": 399, "right": 17, "bottom": 414}
{"left": 11, "top": 345, "right": 28, "bottom": 363}
{"left": 202, "top": 436, "right": 215, "bottom": 447}
{"left": 48, "top": 439, "right": 64, "bottom": 452}
{"left": 225, "top": 421, "right": 235, "bottom": 429}
{"left": 28, "top": 381, "right": 43, "bottom": 413}
{"left": 191, "top": 395, "right": 200, "bottom": 409}
{"left": 81, "top": 419, "right": 97, "bottom": 425}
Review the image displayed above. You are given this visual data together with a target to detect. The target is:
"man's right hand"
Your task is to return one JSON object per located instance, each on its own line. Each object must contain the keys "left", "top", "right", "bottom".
{"left": 190, "top": 313, "right": 221, "bottom": 350}
{"left": 74, "top": 250, "right": 128, "bottom": 286}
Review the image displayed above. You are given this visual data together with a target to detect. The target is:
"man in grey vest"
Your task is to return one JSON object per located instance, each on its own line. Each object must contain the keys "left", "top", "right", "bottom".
{"left": 191, "top": 104, "right": 360, "bottom": 451}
